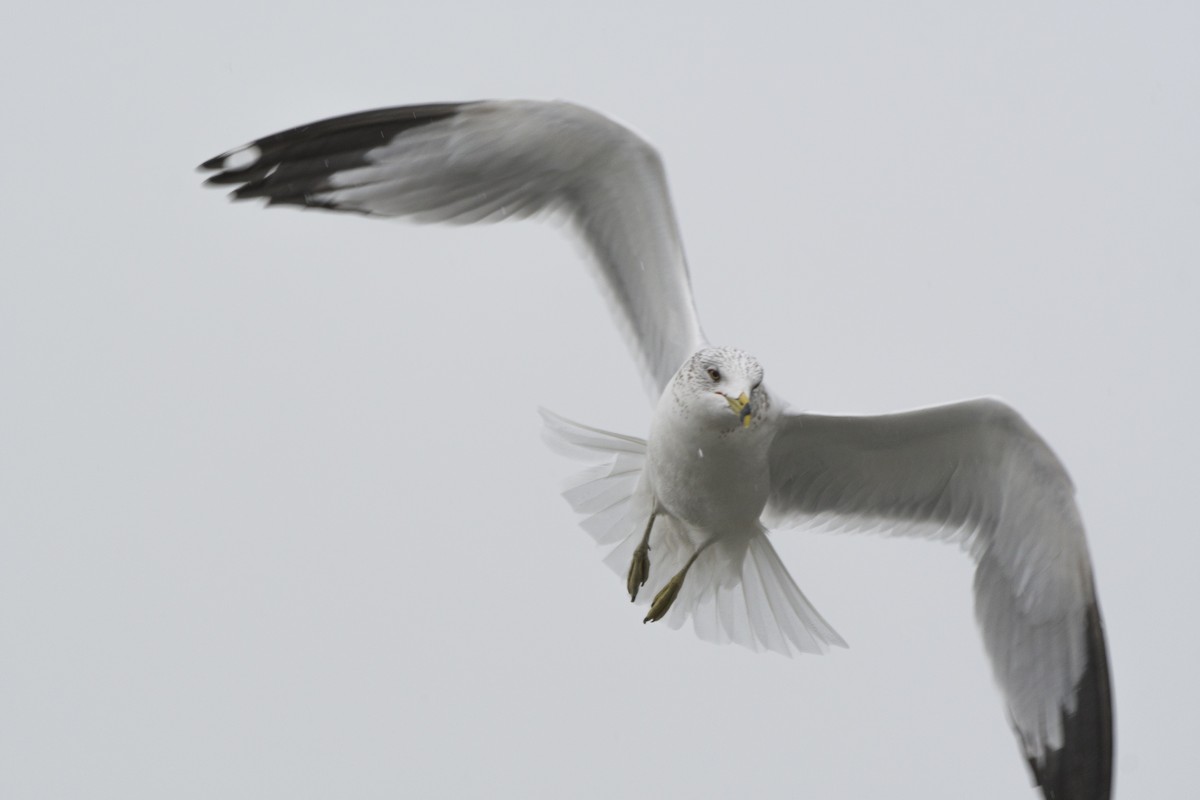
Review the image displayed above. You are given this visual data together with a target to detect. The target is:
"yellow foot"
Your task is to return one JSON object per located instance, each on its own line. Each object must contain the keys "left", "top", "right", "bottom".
{"left": 627, "top": 542, "right": 650, "bottom": 602}
{"left": 627, "top": 513, "right": 656, "bottom": 602}
{"left": 644, "top": 573, "right": 685, "bottom": 623}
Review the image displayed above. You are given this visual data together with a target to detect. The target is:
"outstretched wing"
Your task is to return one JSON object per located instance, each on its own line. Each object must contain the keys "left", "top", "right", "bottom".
{"left": 764, "top": 398, "right": 1112, "bottom": 800}
{"left": 199, "top": 100, "right": 707, "bottom": 399}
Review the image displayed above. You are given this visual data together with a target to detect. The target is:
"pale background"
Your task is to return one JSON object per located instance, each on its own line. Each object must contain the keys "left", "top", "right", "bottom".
{"left": 2, "top": 2, "right": 1197, "bottom": 798}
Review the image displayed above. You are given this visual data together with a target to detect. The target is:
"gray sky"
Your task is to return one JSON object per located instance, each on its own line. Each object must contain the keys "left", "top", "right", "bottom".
{"left": 2, "top": 2, "right": 1197, "bottom": 798}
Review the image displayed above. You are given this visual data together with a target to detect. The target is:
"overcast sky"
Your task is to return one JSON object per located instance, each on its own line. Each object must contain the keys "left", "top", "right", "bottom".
{"left": 2, "top": 2, "right": 1197, "bottom": 798}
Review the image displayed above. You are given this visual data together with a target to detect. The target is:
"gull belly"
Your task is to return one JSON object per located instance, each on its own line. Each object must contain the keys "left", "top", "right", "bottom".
{"left": 646, "top": 393, "right": 771, "bottom": 542}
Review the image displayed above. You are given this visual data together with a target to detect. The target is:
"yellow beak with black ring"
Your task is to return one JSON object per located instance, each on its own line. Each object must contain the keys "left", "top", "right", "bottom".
{"left": 725, "top": 392, "right": 753, "bottom": 428}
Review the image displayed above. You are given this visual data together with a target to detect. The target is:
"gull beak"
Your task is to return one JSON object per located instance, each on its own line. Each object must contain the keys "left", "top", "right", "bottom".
{"left": 725, "top": 392, "right": 753, "bottom": 428}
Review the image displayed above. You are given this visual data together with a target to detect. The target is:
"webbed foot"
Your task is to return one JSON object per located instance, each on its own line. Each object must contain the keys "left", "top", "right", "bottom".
{"left": 627, "top": 513, "right": 656, "bottom": 602}
{"left": 644, "top": 572, "right": 685, "bottom": 623}
{"left": 627, "top": 541, "right": 651, "bottom": 601}
{"left": 642, "top": 537, "right": 714, "bottom": 624}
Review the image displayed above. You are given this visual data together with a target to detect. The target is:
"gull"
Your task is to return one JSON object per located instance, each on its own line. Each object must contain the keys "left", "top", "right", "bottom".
{"left": 200, "top": 100, "right": 1113, "bottom": 800}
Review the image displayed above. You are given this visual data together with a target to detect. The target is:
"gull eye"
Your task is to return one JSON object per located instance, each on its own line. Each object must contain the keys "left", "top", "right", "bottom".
{"left": 706, "top": 367, "right": 721, "bottom": 382}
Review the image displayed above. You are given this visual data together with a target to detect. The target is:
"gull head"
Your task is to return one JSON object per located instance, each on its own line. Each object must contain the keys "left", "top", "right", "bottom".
{"left": 672, "top": 347, "right": 768, "bottom": 431}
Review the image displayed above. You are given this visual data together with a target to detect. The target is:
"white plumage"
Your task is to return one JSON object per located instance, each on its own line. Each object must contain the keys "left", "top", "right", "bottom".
{"left": 202, "top": 98, "right": 1112, "bottom": 799}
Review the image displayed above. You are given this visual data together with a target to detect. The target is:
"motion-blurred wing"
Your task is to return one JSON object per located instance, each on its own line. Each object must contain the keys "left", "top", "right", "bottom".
{"left": 764, "top": 398, "right": 1112, "bottom": 800}
{"left": 200, "top": 100, "right": 706, "bottom": 398}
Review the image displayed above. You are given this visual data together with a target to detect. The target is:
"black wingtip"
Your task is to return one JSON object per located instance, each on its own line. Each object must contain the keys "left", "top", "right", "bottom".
{"left": 196, "top": 102, "right": 476, "bottom": 210}
{"left": 1027, "top": 601, "right": 1114, "bottom": 800}
{"left": 203, "top": 169, "right": 257, "bottom": 186}
{"left": 198, "top": 152, "right": 228, "bottom": 172}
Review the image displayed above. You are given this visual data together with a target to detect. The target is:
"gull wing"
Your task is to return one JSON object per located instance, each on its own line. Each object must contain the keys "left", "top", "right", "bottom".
{"left": 764, "top": 398, "right": 1112, "bottom": 800}
{"left": 199, "top": 100, "right": 707, "bottom": 399}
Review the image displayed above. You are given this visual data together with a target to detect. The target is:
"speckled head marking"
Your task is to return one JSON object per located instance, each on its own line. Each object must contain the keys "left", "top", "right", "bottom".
{"left": 672, "top": 347, "right": 771, "bottom": 431}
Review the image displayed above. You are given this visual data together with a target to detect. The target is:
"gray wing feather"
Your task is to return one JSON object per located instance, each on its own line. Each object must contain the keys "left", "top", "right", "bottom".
{"left": 765, "top": 398, "right": 1112, "bottom": 800}
{"left": 200, "top": 100, "right": 707, "bottom": 399}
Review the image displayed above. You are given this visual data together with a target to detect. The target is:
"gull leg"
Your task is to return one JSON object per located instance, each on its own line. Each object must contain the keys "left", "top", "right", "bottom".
{"left": 627, "top": 513, "right": 656, "bottom": 602}
{"left": 644, "top": 538, "right": 714, "bottom": 624}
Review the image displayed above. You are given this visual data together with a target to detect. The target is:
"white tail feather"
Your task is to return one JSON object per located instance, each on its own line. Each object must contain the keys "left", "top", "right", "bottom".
{"left": 541, "top": 409, "right": 846, "bottom": 656}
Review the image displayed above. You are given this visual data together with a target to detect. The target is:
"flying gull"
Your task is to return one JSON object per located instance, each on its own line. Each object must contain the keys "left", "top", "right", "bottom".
{"left": 200, "top": 99, "right": 1113, "bottom": 800}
